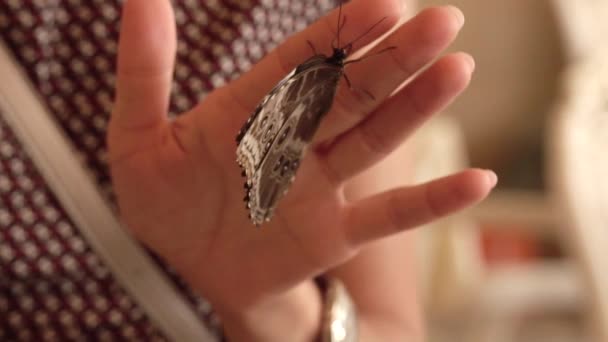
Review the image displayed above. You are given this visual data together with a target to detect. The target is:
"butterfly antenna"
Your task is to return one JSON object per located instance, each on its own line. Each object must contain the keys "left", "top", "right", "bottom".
{"left": 331, "top": 2, "right": 348, "bottom": 49}
{"left": 345, "top": 16, "right": 388, "bottom": 48}
{"left": 331, "top": 15, "right": 348, "bottom": 49}
{"left": 306, "top": 40, "right": 318, "bottom": 55}
{"left": 336, "top": 1, "right": 343, "bottom": 48}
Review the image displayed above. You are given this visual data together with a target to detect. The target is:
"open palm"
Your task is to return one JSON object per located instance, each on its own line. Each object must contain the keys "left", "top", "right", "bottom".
{"left": 108, "top": 0, "right": 495, "bottom": 316}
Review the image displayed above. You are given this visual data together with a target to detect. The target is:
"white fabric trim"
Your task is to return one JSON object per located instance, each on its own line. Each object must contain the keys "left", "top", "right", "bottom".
{"left": 0, "top": 42, "right": 215, "bottom": 342}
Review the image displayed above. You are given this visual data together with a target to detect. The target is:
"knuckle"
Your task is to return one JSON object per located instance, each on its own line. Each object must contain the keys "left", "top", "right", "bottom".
{"left": 332, "top": 86, "right": 369, "bottom": 122}
{"left": 315, "top": 152, "right": 344, "bottom": 188}
{"left": 357, "top": 125, "right": 390, "bottom": 157}
{"left": 423, "top": 182, "right": 445, "bottom": 218}
{"left": 385, "top": 192, "right": 409, "bottom": 232}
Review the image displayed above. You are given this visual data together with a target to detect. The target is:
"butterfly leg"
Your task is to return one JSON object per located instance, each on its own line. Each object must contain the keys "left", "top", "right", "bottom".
{"left": 306, "top": 40, "right": 318, "bottom": 56}
{"left": 343, "top": 73, "right": 375, "bottom": 101}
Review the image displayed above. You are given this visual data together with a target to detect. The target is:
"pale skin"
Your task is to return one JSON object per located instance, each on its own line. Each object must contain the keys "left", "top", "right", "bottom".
{"left": 108, "top": 0, "right": 497, "bottom": 341}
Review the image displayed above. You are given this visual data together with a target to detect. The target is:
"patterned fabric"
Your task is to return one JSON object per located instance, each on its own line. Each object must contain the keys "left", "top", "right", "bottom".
{"left": 0, "top": 112, "right": 167, "bottom": 341}
{"left": 0, "top": 0, "right": 334, "bottom": 340}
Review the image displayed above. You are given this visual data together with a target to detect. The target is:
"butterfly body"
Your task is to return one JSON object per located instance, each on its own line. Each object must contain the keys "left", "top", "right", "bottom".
{"left": 236, "top": 51, "right": 346, "bottom": 225}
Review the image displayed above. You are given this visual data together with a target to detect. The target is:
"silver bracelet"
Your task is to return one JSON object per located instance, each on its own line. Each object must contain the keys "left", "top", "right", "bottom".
{"left": 320, "top": 278, "right": 358, "bottom": 342}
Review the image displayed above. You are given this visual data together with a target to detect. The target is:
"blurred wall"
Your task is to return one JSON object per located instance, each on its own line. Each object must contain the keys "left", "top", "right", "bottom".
{"left": 418, "top": 0, "right": 565, "bottom": 172}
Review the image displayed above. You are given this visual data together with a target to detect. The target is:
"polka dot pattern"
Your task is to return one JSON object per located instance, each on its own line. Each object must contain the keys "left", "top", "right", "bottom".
{"left": 0, "top": 112, "right": 172, "bottom": 341}
{"left": 0, "top": 0, "right": 336, "bottom": 339}
{"left": 0, "top": 0, "right": 335, "bottom": 196}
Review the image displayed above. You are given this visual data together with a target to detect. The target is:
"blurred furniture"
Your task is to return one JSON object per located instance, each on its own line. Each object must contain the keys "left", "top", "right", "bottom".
{"left": 409, "top": 116, "right": 484, "bottom": 313}
{"left": 547, "top": 52, "right": 608, "bottom": 342}
{"left": 406, "top": 1, "right": 608, "bottom": 341}
{"left": 413, "top": 118, "right": 585, "bottom": 342}
{"left": 551, "top": 0, "right": 608, "bottom": 61}
{"left": 548, "top": 1, "right": 608, "bottom": 340}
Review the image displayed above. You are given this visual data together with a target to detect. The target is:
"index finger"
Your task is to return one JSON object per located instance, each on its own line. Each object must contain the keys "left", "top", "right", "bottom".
{"left": 227, "top": 0, "right": 403, "bottom": 114}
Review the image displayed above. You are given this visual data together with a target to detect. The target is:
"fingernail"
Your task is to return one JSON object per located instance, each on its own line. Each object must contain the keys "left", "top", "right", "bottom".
{"left": 485, "top": 170, "right": 498, "bottom": 188}
{"left": 463, "top": 53, "right": 476, "bottom": 72}
{"left": 446, "top": 5, "right": 465, "bottom": 28}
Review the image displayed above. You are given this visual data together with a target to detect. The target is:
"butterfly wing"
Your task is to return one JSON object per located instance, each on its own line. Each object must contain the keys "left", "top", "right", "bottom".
{"left": 236, "top": 67, "right": 297, "bottom": 178}
{"left": 236, "top": 56, "right": 343, "bottom": 225}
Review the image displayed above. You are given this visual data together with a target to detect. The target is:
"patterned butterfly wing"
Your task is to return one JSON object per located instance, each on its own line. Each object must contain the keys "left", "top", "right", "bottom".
{"left": 236, "top": 55, "right": 343, "bottom": 225}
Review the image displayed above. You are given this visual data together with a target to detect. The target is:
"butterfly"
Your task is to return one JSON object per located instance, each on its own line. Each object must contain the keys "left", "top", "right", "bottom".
{"left": 236, "top": 3, "right": 393, "bottom": 225}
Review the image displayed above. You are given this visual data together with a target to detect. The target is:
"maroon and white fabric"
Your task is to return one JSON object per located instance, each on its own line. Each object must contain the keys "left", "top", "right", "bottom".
{"left": 0, "top": 111, "right": 169, "bottom": 341}
{"left": 0, "top": 0, "right": 335, "bottom": 340}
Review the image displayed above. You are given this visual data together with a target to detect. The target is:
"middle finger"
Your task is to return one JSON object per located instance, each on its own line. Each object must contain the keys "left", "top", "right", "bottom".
{"left": 316, "top": 6, "right": 465, "bottom": 142}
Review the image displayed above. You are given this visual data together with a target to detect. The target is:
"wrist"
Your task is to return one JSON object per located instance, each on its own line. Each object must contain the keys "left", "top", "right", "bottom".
{"left": 358, "top": 314, "right": 424, "bottom": 342}
{"left": 219, "top": 280, "right": 322, "bottom": 342}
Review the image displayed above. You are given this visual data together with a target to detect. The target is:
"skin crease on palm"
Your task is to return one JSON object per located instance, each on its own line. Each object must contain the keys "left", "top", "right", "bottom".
{"left": 107, "top": 0, "right": 497, "bottom": 340}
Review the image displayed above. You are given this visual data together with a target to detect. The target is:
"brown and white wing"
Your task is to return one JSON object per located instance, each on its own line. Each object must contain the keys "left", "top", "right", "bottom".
{"left": 240, "top": 60, "right": 342, "bottom": 225}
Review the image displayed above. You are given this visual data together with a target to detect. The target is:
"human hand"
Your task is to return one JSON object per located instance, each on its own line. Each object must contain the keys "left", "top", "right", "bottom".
{"left": 108, "top": 0, "right": 495, "bottom": 340}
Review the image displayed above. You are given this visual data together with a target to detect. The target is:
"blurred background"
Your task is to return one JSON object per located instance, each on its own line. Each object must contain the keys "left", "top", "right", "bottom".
{"left": 397, "top": 0, "right": 608, "bottom": 341}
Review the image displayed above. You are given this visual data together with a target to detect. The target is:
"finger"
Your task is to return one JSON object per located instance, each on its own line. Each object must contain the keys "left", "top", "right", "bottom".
{"left": 317, "top": 5, "right": 465, "bottom": 141}
{"left": 225, "top": 0, "right": 403, "bottom": 116}
{"left": 111, "top": 0, "right": 176, "bottom": 131}
{"left": 321, "top": 52, "right": 474, "bottom": 184}
{"left": 343, "top": 169, "right": 497, "bottom": 247}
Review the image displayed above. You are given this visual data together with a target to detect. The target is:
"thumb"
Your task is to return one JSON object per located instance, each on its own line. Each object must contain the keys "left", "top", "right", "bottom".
{"left": 111, "top": 0, "right": 176, "bottom": 134}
